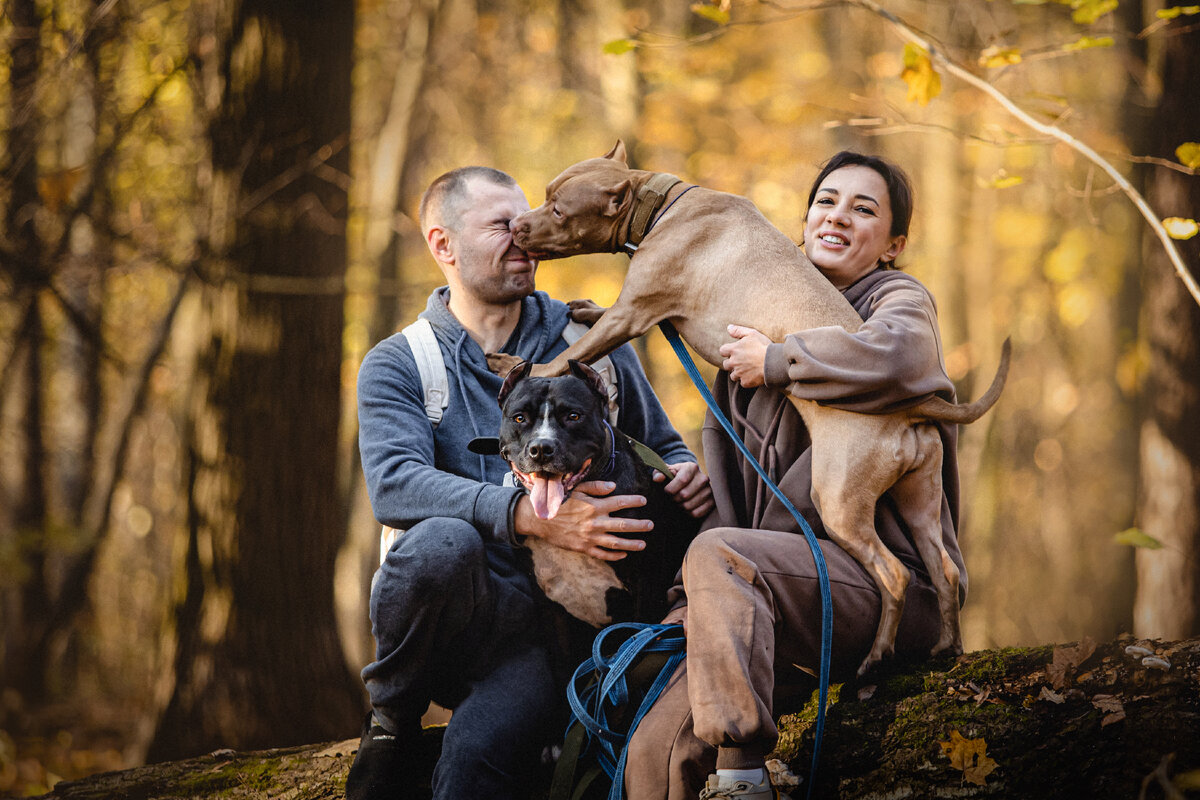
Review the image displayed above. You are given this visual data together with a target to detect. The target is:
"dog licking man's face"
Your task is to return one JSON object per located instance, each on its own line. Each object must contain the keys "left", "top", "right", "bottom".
{"left": 496, "top": 360, "right": 611, "bottom": 519}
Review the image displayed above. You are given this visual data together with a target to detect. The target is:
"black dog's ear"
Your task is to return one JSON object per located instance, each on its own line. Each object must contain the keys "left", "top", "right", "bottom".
{"left": 497, "top": 361, "right": 533, "bottom": 407}
{"left": 568, "top": 359, "right": 608, "bottom": 402}
{"left": 467, "top": 436, "right": 501, "bottom": 455}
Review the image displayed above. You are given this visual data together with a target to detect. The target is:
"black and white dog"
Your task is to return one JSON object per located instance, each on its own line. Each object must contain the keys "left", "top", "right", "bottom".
{"left": 470, "top": 360, "right": 698, "bottom": 627}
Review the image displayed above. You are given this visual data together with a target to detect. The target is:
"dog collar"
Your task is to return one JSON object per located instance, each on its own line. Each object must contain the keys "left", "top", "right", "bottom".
{"left": 599, "top": 420, "right": 618, "bottom": 479}
{"left": 622, "top": 173, "right": 683, "bottom": 254}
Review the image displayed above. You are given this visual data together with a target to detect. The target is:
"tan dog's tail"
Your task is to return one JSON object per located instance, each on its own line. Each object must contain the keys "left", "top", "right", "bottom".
{"left": 910, "top": 338, "right": 1012, "bottom": 424}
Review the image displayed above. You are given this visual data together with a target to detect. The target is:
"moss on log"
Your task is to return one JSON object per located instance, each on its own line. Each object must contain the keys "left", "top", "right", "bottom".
{"left": 36, "top": 636, "right": 1200, "bottom": 800}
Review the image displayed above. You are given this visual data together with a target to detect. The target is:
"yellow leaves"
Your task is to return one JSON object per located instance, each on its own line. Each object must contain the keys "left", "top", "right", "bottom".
{"left": 901, "top": 44, "right": 942, "bottom": 106}
{"left": 1070, "top": 0, "right": 1118, "bottom": 24}
{"left": 979, "top": 169, "right": 1024, "bottom": 189}
{"left": 1156, "top": 5, "right": 1200, "bottom": 19}
{"left": 1044, "top": 228, "right": 1090, "bottom": 283}
{"left": 1175, "top": 142, "right": 1200, "bottom": 168}
{"left": 939, "top": 731, "right": 998, "bottom": 786}
{"left": 1163, "top": 217, "right": 1199, "bottom": 240}
{"left": 979, "top": 45, "right": 1023, "bottom": 67}
{"left": 690, "top": 1, "right": 730, "bottom": 25}
{"left": 603, "top": 39, "right": 636, "bottom": 55}
{"left": 1114, "top": 527, "right": 1164, "bottom": 549}
{"left": 1062, "top": 35, "right": 1115, "bottom": 51}
{"left": 1176, "top": 143, "right": 1200, "bottom": 167}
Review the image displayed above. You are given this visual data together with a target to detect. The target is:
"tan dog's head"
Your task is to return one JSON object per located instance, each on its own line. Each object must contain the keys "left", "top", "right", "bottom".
{"left": 509, "top": 141, "right": 638, "bottom": 259}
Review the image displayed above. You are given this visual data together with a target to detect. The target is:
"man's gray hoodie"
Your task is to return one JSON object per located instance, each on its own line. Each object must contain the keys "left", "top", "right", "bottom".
{"left": 357, "top": 287, "right": 695, "bottom": 549}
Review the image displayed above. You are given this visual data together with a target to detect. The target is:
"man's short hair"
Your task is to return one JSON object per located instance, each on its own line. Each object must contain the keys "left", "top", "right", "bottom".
{"left": 419, "top": 166, "right": 518, "bottom": 234}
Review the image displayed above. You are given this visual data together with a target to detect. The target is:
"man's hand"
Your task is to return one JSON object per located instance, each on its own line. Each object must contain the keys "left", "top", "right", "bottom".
{"left": 515, "top": 481, "right": 652, "bottom": 561}
{"left": 719, "top": 324, "right": 772, "bottom": 388}
{"left": 654, "top": 461, "right": 714, "bottom": 519}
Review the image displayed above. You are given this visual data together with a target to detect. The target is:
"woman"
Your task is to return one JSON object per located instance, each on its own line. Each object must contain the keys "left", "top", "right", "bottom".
{"left": 623, "top": 152, "right": 966, "bottom": 800}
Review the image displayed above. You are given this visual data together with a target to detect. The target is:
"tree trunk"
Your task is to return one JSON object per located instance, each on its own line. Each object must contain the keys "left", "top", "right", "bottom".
{"left": 148, "top": 0, "right": 361, "bottom": 761}
{"left": 43, "top": 635, "right": 1200, "bottom": 799}
{"left": 1, "top": 0, "right": 52, "bottom": 704}
{"left": 1131, "top": 6, "right": 1200, "bottom": 640}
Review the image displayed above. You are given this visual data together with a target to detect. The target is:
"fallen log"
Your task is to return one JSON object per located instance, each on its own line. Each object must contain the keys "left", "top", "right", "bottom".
{"left": 36, "top": 635, "right": 1200, "bottom": 800}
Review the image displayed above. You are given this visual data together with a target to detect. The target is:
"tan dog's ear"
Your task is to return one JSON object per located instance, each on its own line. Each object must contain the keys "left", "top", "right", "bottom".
{"left": 604, "top": 180, "right": 632, "bottom": 218}
{"left": 603, "top": 140, "right": 628, "bottom": 165}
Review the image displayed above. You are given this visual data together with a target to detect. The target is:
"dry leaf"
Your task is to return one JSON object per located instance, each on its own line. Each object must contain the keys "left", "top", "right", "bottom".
{"left": 939, "top": 730, "right": 999, "bottom": 786}
{"left": 1101, "top": 710, "right": 1126, "bottom": 727}
{"left": 1039, "top": 686, "right": 1065, "bottom": 704}
{"left": 857, "top": 684, "right": 877, "bottom": 701}
{"left": 1091, "top": 694, "right": 1123, "bottom": 713}
{"left": 1047, "top": 636, "right": 1097, "bottom": 689}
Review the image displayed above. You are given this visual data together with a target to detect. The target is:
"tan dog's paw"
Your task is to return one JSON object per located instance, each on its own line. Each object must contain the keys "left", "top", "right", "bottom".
{"left": 567, "top": 298, "right": 606, "bottom": 326}
{"left": 486, "top": 352, "right": 524, "bottom": 376}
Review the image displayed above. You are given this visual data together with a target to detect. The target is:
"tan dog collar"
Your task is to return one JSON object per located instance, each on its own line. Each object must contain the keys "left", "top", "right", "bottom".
{"left": 625, "top": 172, "right": 682, "bottom": 253}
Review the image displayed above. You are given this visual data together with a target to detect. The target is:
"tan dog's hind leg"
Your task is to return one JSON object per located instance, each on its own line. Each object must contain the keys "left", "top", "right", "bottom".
{"left": 809, "top": 438, "right": 910, "bottom": 678}
{"left": 887, "top": 427, "right": 962, "bottom": 658}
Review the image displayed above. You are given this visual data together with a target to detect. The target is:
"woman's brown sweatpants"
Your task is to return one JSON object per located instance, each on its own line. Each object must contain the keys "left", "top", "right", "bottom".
{"left": 623, "top": 526, "right": 947, "bottom": 800}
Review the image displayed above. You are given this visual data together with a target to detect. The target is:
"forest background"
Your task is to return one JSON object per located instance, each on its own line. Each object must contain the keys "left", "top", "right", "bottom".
{"left": 1, "top": 0, "right": 1198, "bottom": 794}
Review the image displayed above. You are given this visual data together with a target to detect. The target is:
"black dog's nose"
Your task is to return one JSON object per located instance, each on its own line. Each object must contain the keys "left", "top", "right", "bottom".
{"left": 527, "top": 440, "right": 554, "bottom": 460}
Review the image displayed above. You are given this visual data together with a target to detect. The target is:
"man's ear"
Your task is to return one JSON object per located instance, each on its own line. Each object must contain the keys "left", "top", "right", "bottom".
{"left": 497, "top": 361, "right": 533, "bottom": 407}
{"left": 426, "top": 225, "right": 454, "bottom": 267}
{"left": 603, "top": 180, "right": 633, "bottom": 218}
{"left": 603, "top": 140, "right": 628, "bottom": 165}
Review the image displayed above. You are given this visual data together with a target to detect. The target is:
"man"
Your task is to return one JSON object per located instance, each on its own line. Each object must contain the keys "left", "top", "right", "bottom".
{"left": 347, "top": 165, "right": 712, "bottom": 800}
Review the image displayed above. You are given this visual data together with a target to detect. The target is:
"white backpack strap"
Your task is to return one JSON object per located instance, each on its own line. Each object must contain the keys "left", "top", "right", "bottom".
{"left": 562, "top": 320, "right": 620, "bottom": 426}
{"left": 401, "top": 318, "right": 449, "bottom": 426}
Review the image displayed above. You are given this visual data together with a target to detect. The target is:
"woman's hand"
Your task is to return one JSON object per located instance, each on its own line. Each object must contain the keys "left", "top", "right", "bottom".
{"left": 719, "top": 324, "right": 772, "bottom": 388}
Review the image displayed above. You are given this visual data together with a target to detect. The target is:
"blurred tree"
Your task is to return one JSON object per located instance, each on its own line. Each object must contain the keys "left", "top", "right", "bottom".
{"left": 148, "top": 0, "right": 361, "bottom": 760}
{"left": 2, "top": 0, "right": 51, "bottom": 702}
{"left": 1124, "top": 2, "right": 1200, "bottom": 639}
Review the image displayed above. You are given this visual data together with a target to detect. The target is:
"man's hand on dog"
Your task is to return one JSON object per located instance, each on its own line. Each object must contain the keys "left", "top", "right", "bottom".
{"left": 720, "top": 323, "right": 772, "bottom": 388}
{"left": 515, "top": 481, "right": 653, "bottom": 561}
{"left": 654, "top": 461, "right": 714, "bottom": 519}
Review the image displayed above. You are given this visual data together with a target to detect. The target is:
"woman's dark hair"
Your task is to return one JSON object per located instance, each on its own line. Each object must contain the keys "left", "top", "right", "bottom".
{"left": 805, "top": 151, "right": 914, "bottom": 267}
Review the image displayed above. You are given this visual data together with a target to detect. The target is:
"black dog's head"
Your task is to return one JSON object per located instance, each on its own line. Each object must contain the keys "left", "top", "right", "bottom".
{"left": 484, "top": 360, "right": 612, "bottom": 520}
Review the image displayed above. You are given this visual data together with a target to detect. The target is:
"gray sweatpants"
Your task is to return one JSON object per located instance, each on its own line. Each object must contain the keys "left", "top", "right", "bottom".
{"left": 624, "top": 526, "right": 945, "bottom": 800}
{"left": 363, "top": 517, "right": 559, "bottom": 800}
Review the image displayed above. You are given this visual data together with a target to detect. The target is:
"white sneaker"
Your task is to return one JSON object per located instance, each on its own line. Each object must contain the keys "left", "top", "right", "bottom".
{"left": 698, "top": 771, "right": 780, "bottom": 799}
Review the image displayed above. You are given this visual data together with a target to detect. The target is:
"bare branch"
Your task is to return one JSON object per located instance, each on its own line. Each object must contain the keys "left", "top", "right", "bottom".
{"left": 845, "top": 0, "right": 1200, "bottom": 308}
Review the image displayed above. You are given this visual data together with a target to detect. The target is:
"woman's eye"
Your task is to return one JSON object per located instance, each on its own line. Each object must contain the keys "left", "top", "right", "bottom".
{"left": 856, "top": 206, "right": 876, "bottom": 215}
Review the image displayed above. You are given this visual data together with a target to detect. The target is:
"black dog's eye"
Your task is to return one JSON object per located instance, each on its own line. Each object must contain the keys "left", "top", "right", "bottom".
{"left": 565, "top": 411, "right": 581, "bottom": 422}
{"left": 512, "top": 413, "right": 527, "bottom": 424}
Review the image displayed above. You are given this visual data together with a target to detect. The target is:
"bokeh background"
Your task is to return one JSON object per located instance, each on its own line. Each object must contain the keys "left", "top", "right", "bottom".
{"left": 1, "top": 0, "right": 1198, "bottom": 793}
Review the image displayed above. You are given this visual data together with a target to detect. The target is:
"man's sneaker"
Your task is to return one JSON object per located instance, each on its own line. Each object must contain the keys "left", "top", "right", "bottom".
{"left": 698, "top": 771, "right": 780, "bottom": 799}
{"left": 344, "top": 711, "right": 422, "bottom": 800}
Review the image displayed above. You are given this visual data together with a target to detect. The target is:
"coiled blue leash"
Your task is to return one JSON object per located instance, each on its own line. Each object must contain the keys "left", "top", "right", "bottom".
{"left": 562, "top": 622, "right": 687, "bottom": 800}
{"left": 659, "top": 320, "right": 833, "bottom": 800}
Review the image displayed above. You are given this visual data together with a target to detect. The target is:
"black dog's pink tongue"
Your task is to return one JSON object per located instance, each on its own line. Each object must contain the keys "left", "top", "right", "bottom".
{"left": 530, "top": 474, "right": 565, "bottom": 519}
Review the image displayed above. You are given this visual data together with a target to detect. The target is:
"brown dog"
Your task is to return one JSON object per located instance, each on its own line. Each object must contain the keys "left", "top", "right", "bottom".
{"left": 498, "top": 141, "right": 1010, "bottom": 677}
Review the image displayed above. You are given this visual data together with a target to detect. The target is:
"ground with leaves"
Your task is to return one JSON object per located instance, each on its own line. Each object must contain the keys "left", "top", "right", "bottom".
{"left": 33, "top": 636, "right": 1200, "bottom": 800}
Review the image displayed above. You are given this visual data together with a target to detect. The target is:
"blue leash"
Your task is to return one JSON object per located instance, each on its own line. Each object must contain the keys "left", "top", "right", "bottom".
{"left": 564, "top": 623, "right": 687, "bottom": 800}
{"left": 659, "top": 320, "right": 832, "bottom": 799}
